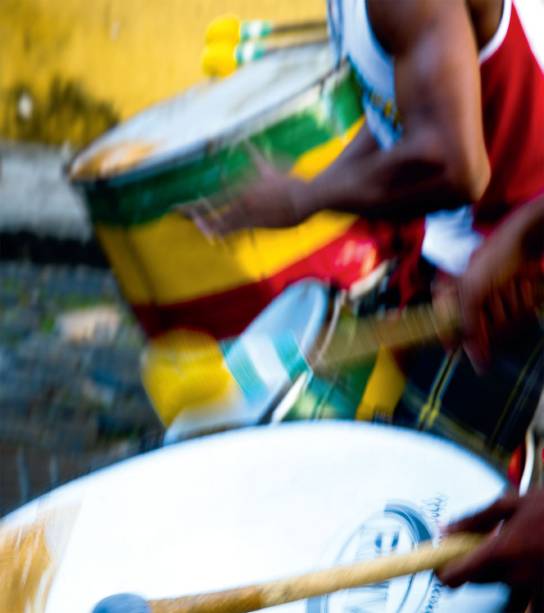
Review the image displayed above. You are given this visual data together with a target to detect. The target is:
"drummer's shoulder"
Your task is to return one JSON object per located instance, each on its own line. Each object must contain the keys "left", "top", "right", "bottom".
{"left": 366, "top": 0, "right": 476, "bottom": 55}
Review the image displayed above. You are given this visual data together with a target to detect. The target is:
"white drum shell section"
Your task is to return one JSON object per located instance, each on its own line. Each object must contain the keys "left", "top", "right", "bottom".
{"left": 4, "top": 423, "right": 509, "bottom": 612}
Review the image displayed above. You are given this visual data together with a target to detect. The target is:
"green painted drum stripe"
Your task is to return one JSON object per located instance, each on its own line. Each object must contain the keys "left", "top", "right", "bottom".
{"left": 281, "top": 358, "right": 375, "bottom": 423}
{"left": 78, "top": 70, "right": 363, "bottom": 227}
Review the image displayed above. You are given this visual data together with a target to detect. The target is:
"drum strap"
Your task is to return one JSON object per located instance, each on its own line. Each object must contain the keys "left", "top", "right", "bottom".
{"left": 418, "top": 349, "right": 461, "bottom": 429}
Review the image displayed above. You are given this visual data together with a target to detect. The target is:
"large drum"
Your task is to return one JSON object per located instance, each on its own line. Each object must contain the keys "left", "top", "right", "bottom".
{"left": 69, "top": 44, "right": 381, "bottom": 343}
{"left": 68, "top": 43, "right": 388, "bottom": 427}
{"left": 1, "top": 423, "right": 510, "bottom": 612}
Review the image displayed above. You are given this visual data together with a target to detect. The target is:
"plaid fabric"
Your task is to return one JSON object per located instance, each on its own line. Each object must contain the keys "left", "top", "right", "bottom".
{"left": 369, "top": 260, "right": 544, "bottom": 466}
{"left": 391, "top": 322, "right": 544, "bottom": 467}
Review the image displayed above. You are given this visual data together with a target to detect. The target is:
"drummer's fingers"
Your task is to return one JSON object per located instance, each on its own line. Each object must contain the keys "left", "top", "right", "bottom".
{"left": 484, "top": 277, "right": 537, "bottom": 336}
{"left": 444, "top": 494, "right": 520, "bottom": 535}
{"left": 209, "top": 200, "right": 252, "bottom": 235}
{"left": 503, "top": 279, "right": 524, "bottom": 321}
{"left": 484, "top": 289, "right": 507, "bottom": 329}
{"left": 520, "top": 277, "right": 536, "bottom": 310}
{"left": 181, "top": 196, "right": 244, "bottom": 240}
{"left": 184, "top": 199, "right": 224, "bottom": 240}
{"left": 192, "top": 211, "right": 216, "bottom": 239}
{"left": 193, "top": 213, "right": 219, "bottom": 241}
{"left": 458, "top": 272, "right": 484, "bottom": 342}
{"left": 503, "top": 277, "right": 539, "bottom": 323}
{"left": 438, "top": 535, "right": 508, "bottom": 587}
{"left": 242, "top": 140, "right": 278, "bottom": 178}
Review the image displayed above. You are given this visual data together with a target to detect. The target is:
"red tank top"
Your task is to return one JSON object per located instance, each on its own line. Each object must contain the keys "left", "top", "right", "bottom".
{"left": 476, "top": 1, "right": 544, "bottom": 228}
{"left": 395, "top": 0, "right": 544, "bottom": 302}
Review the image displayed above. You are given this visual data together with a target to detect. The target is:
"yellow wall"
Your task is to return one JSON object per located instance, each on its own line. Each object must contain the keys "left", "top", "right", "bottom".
{"left": 0, "top": 0, "right": 325, "bottom": 146}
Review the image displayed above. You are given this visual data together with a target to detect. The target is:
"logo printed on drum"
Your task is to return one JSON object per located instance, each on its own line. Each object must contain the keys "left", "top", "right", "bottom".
{"left": 421, "top": 495, "right": 447, "bottom": 527}
{"left": 307, "top": 502, "right": 443, "bottom": 613}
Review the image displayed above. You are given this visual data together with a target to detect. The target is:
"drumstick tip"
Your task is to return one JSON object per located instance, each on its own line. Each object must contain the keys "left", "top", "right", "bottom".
{"left": 92, "top": 593, "right": 150, "bottom": 613}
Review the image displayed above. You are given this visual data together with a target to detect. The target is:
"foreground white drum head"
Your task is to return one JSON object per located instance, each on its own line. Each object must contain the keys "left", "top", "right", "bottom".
{"left": 5, "top": 423, "right": 509, "bottom": 612}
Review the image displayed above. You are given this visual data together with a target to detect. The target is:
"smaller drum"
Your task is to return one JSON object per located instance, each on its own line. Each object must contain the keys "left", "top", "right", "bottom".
{"left": 0, "top": 423, "right": 510, "bottom": 612}
{"left": 163, "top": 280, "right": 335, "bottom": 441}
{"left": 160, "top": 271, "right": 403, "bottom": 442}
{"left": 265, "top": 272, "right": 543, "bottom": 478}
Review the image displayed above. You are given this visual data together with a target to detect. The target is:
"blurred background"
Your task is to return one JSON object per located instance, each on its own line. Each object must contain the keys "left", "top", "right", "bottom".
{"left": 0, "top": 0, "right": 324, "bottom": 515}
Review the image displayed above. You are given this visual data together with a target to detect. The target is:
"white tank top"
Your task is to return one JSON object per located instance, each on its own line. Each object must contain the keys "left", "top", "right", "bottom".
{"left": 326, "top": 0, "right": 516, "bottom": 275}
{"left": 328, "top": 0, "right": 401, "bottom": 149}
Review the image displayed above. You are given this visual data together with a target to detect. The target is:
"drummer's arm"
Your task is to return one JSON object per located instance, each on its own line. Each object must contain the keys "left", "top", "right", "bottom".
{"left": 331, "top": 121, "right": 380, "bottom": 164}
{"left": 298, "top": 0, "right": 491, "bottom": 220}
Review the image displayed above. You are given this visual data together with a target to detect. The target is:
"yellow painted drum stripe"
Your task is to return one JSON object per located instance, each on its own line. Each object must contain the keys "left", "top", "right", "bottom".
{"left": 95, "top": 226, "right": 154, "bottom": 304}
{"left": 120, "top": 212, "right": 354, "bottom": 303}
{"left": 290, "top": 118, "right": 363, "bottom": 179}
{"left": 356, "top": 347, "right": 406, "bottom": 422}
{"left": 141, "top": 329, "right": 235, "bottom": 426}
{"left": 97, "top": 120, "right": 364, "bottom": 305}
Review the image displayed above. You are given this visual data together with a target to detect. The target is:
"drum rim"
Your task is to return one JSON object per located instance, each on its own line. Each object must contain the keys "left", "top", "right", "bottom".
{"left": 68, "top": 45, "right": 349, "bottom": 188}
{"left": 1, "top": 421, "right": 507, "bottom": 526}
{"left": 2, "top": 422, "right": 509, "bottom": 613}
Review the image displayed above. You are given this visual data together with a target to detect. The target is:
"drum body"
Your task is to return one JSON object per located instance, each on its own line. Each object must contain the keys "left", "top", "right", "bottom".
{"left": 161, "top": 280, "right": 334, "bottom": 439}
{"left": 159, "top": 276, "right": 395, "bottom": 441}
{"left": 268, "top": 267, "right": 408, "bottom": 428}
{"left": 1, "top": 423, "right": 510, "bottom": 612}
{"left": 69, "top": 45, "right": 382, "bottom": 343}
{"left": 137, "top": 269, "right": 407, "bottom": 443}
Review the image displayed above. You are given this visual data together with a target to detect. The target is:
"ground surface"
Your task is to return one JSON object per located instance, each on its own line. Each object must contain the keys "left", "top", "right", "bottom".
{"left": 0, "top": 260, "right": 163, "bottom": 515}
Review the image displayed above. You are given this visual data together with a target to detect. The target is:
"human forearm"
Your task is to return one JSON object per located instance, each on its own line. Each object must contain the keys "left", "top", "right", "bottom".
{"left": 296, "top": 128, "right": 486, "bottom": 221}
{"left": 293, "top": 0, "right": 492, "bottom": 223}
{"left": 447, "top": 193, "right": 544, "bottom": 370}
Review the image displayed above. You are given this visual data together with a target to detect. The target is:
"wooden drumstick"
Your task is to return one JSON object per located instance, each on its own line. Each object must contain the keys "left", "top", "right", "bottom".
{"left": 312, "top": 289, "right": 462, "bottom": 373}
{"left": 94, "top": 533, "right": 483, "bottom": 613}
{"left": 314, "top": 277, "right": 544, "bottom": 373}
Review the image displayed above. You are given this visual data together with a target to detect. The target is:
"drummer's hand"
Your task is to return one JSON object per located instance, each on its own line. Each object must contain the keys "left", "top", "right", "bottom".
{"left": 193, "top": 157, "right": 313, "bottom": 236}
{"left": 438, "top": 490, "right": 544, "bottom": 589}
{"left": 439, "top": 215, "right": 540, "bottom": 371}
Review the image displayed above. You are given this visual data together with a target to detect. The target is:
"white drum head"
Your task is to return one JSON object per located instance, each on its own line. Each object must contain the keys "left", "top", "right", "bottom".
{"left": 70, "top": 45, "right": 334, "bottom": 179}
{"left": 4, "top": 423, "right": 509, "bottom": 612}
